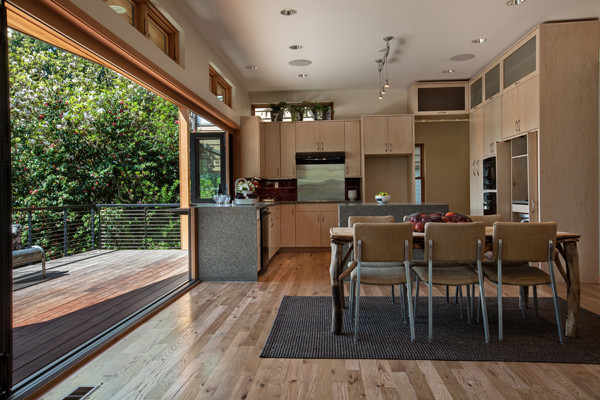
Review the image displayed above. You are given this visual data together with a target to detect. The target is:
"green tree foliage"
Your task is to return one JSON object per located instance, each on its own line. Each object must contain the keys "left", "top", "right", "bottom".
{"left": 9, "top": 30, "right": 180, "bottom": 208}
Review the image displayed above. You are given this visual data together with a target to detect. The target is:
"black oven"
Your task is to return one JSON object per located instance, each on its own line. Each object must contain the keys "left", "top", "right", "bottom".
{"left": 483, "top": 157, "right": 496, "bottom": 190}
{"left": 483, "top": 192, "right": 497, "bottom": 215}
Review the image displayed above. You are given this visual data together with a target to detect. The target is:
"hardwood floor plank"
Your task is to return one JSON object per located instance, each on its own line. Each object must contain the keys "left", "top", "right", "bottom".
{"left": 39, "top": 251, "right": 600, "bottom": 400}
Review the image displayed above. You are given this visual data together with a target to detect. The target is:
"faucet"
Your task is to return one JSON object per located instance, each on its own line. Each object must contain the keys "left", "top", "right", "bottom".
{"left": 234, "top": 178, "right": 249, "bottom": 196}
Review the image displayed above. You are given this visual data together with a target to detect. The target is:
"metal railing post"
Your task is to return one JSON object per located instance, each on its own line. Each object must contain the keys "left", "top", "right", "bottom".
{"left": 90, "top": 206, "right": 95, "bottom": 250}
{"left": 97, "top": 205, "right": 102, "bottom": 250}
{"left": 144, "top": 207, "right": 148, "bottom": 249}
{"left": 63, "top": 208, "right": 68, "bottom": 256}
{"left": 27, "top": 210, "right": 32, "bottom": 247}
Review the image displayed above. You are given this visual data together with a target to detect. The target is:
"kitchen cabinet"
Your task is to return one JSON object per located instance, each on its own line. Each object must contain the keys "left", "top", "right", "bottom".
{"left": 280, "top": 204, "right": 296, "bottom": 247}
{"left": 484, "top": 64, "right": 501, "bottom": 100}
{"left": 503, "top": 33, "right": 537, "bottom": 90}
{"left": 344, "top": 121, "right": 361, "bottom": 177}
{"left": 470, "top": 76, "right": 483, "bottom": 110}
{"left": 295, "top": 203, "right": 338, "bottom": 247}
{"left": 263, "top": 122, "right": 281, "bottom": 178}
{"left": 268, "top": 205, "right": 281, "bottom": 259}
{"left": 469, "top": 107, "right": 484, "bottom": 215}
{"left": 239, "top": 116, "right": 264, "bottom": 178}
{"left": 483, "top": 97, "right": 502, "bottom": 157}
{"left": 295, "top": 121, "right": 344, "bottom": 152}
{"left": 280, "top": 123, "right": 296, "bottom": 178}
{"left": 408, "top": 81, "right": 469, "bottom": 116}
{"left": 362, "top": 115, "right": 413, "bottom": 155}
{"left": 501, "top": 75, "right": 539, "bottom": 140}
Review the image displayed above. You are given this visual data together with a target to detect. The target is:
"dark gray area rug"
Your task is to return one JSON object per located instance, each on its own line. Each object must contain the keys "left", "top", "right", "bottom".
{"left": 260, "top": 296, "right": 600, "bottom": 363}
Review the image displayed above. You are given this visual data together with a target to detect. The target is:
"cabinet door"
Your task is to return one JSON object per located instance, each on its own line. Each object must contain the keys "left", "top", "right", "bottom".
{"left": 280, "top": 123, "right": 296, "bottom": 178}
{"left": 268, "top": 206, "right": 281, "bottom": 258}
{"left": 295, "top": 122, "right": 319, "bottom": 152}
{"left": 501, "top": 87, "right": 519, "bottom": 140}
{"left": 294, "top": 211, "right": 321, "bottom": 247}
{"left": 319, "top": 121, "right": 345, "bottom": 152}
{"left": 387, "top": 115, "right": 414, "bottom": 154}
{"left": 263, "top": 123, "right": 281, "bottom": 178}
{"left": 280, "top": 204, "right": 296, "bottom": 247}
{"left": 362, "top": 116, "right": 388, "bottom": 154}
{"left": 320, "top": 211, "right": 339, "bottom": 247}
{"left": 518, "top": 76, "right": 539, "bottom": 134}
{"left": 239, "top": 116, "right": 263, "bottom": 178}
{"left": 469, "top": 108, "right": 484, "bottom": 215}
{"left": 344, "top": 121, "right": 361, "bottom": 177}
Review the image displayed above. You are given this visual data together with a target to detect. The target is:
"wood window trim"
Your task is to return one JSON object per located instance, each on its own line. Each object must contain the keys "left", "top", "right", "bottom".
{"left": 209, "top": 66, "right": 232, "bottom": 107}
{"left": 7, "top": 0, "right": 238, "bottom": 133}
{"left": 105, "top": 0, "right": 179, "bottom": 63}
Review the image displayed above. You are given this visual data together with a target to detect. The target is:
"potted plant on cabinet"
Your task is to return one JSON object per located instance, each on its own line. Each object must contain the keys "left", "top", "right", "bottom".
{"left": 288, "top": 103, "right": 308, "bottom": 121}
{"left": 268, "top": 102, "right": 287, "bottom": 121}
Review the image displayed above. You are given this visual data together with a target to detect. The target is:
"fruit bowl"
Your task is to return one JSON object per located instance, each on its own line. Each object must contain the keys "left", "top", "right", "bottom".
{"left": 375, "top": 195, "right": 391, "bottom": 205}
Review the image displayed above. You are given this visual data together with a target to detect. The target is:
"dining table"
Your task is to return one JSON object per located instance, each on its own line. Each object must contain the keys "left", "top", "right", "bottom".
{"left": 329, "top": 225, "right": 582, "bottom": 337}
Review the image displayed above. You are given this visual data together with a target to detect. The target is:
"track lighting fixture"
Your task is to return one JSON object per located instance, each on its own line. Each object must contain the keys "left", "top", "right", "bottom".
{"left": 376, "top": 36, "right": 393, "bottom": 99}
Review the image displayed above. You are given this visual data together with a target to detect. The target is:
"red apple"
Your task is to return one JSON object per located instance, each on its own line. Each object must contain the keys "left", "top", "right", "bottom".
{"left": 415, "top": 222, "right": 424, "bottom": 232}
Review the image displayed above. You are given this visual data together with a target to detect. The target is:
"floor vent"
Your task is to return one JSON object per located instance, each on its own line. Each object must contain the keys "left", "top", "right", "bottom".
{"left": 62, "top": 386, "right": 98, "bottom": 400}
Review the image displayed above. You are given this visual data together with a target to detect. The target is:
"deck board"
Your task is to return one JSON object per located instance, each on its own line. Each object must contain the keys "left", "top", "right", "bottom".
{"left": 12, "top": 249, "right": 188, "bottom": 384}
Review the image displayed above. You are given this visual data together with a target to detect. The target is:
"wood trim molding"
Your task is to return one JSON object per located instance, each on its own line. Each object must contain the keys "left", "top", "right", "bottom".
{"left": 7, "top": 0, "right": 239, "bottom": 133}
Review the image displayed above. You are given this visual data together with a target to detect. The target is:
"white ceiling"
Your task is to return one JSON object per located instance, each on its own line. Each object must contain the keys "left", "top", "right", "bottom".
{"left": 174, "top": 0, "right": 600, "bottom": 93}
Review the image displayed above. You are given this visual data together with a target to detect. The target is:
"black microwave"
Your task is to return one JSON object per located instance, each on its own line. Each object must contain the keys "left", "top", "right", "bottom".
{"left": 483, "top": 157, "right": 496, "bottom": 190}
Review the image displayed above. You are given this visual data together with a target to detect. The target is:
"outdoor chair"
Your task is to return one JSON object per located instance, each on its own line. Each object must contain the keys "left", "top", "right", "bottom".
{"left": 411, "top": 221, "right": 490, "bottom": 342}
{"left": 349, "top": 222, "right": 415, "bottom": 342}
{"left": 482, "top": 221, "right": 563, "bottom": 343}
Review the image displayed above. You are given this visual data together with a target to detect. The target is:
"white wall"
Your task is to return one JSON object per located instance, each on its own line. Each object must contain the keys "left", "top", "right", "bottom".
{"left": 69, "top": 0, "right": 250, "bottom": 126}
{"left": 249, "top": 88, "right": 409, "bottom": 120}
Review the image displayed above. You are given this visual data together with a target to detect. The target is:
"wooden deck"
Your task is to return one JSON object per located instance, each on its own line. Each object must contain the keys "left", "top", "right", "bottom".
{"left": 12, "top": 249, "right": 189, "bottom": 385}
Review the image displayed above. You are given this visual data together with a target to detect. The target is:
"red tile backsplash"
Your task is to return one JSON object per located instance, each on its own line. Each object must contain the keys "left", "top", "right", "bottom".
{"left": 253, "top": 178, "right": 361, "bottom": 202}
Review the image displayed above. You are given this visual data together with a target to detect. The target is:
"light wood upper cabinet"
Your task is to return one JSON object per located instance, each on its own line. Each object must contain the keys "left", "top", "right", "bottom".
{"left": 280, "top": 123, "right": 296, "bottom": 178}
{"left": 469, "top": 107, "right": 484, "bottom": 215}
{"left": 387, "top": 116, "right": 414, "bottom": 154}
{"left": 319, "top": 121, "right": 345, "bottom": 152}
{"left": 344, "top": 121, "right": 361, "bottom": 177}
{"left": 280, "top": 204, "right": 296, "bottom": 247}
{"left": 503, "top": 33, "right": 537, "bottom": 90}
{"left": 501, "top": 75, "right": 539, "bottom": 139}
{"left": 362, "top": 115, "right": 414, "bottom": 155}
{"left": 295, "top": 122, "right": 319, "bottom": 152}
{"left": 483, "top": 97, "right": 502, "bottom": 158}
{"left": 361, "top": 116, "right": 388, "bottom": 154}
{"left": 239, "top": 116, "right": 264, "bottom": 178}
{"left": 263, "top": 123, "right": 281, "bottom": 179}
{"left": 295, "top": 121, "right": 344, "bottom": 152}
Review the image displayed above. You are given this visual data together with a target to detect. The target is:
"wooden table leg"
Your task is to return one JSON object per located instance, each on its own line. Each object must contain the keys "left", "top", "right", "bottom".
{"left": 563, "top": 241, "right": 580, "bottom": 338}
{"left": 330, "top": 240, "right": 344, "bottom": 334}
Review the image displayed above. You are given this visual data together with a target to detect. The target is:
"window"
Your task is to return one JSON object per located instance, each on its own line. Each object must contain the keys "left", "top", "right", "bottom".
{"left": 251, "top": 102, "right": 334, "bottom": 122}
{"left": 105, "top": 0, "right": 179, "bottom": 62}
{"left": 415, "top": 144, "right": 424, "bottom": 203}
{"left": 209, "top": 66, "right": 232, "bottom": 107}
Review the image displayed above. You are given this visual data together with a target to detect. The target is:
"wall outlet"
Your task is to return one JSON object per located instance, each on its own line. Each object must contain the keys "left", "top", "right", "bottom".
{"left": 274, "top": 182, "right": 279, "bottom": 188}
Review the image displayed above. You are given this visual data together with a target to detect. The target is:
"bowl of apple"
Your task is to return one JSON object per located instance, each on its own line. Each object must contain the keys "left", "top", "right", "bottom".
{"left": 375, "top": 192, "right": 391, "bottom": 205}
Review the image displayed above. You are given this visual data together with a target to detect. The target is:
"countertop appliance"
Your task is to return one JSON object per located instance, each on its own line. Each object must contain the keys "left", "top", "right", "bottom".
{"left": 296, "top": 152, "right": 345, "bottom": 201}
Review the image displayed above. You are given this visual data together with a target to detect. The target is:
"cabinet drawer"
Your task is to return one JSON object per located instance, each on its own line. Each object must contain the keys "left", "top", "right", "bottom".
{"left": 295, "top": 203, "right": 338, "bottom": 212}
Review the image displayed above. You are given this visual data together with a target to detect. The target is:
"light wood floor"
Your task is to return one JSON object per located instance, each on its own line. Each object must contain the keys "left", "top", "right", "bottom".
{"left": 41, "top": 251, "right": 600, "bottom": 400}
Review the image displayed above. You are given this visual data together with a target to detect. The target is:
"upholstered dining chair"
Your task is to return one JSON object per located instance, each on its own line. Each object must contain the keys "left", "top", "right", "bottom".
{"left": 350, "top": 222, "right": 415, "bottom": 342}
{"left": 348, "top": 215, "right": 398, "bottom": 302}
{"left": 482, "top": 222, "right": 563, "bottom": 343}
{"left": 411, "top": 221, "right": 490, "bottom": 342}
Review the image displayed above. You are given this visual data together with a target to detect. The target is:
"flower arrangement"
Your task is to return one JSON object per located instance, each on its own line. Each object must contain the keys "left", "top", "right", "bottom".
{"left": 236, "top": 179, "right": 261, "bottom": 193}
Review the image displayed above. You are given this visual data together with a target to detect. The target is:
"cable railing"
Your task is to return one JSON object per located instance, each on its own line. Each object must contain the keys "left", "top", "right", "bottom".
{"left": 12, "top": 204, "right": 183, "bottom": 260}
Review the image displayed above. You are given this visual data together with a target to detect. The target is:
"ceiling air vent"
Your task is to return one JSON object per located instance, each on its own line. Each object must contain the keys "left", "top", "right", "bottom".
{"left": 63, "top": 386, "right": 99, "bottom": 400}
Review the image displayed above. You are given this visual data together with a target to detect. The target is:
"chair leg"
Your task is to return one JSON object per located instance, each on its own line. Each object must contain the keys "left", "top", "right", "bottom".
{"left": 414, "top": 275, "right": 420, "bottom": 315}
{"left": 549, "top": 279, "right": 564, "bottom": 344}
{"left": 446, "top": 286, "right": 450, "bottom": 303}
{"left": 391, "top": 285, "right": 395, "bottom": 304}
{"left": 405, "top": 267, "right": 415, "bottom": 342}
{"left": 400, "top": 284, "right": 406, "bottom": 321}
{"left": 455, "top": 285, "right": 459, "bottom": 304}
{"left": 354, "top": 277, "right": 361, "bottom": 341}
{"left": 349, "top": 279, "right": 355, "bottom": 322}
{"left": 458, "top": 286, "right": 464, "bottom": 318}
{"left": 477, "top": 268, "right": 490, "bottom": 343}
{"left": 533, "top": 285, "right": 539, "bottom": 324}
{"left": 498, "top": 280, "right": 503, "bottom": 342}
{"left": 466, "top": 285, "right": 471, "bottom": 324}
{"left": 520, "top": 286, "right": 527, "bottom": 318}
{"left": 428, "top": 270, "right": 433, "bottom": 342}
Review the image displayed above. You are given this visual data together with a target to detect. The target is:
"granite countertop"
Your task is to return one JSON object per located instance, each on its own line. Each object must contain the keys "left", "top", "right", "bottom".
{"left": 193, "top": 200, "right": 363, "bottom": 208}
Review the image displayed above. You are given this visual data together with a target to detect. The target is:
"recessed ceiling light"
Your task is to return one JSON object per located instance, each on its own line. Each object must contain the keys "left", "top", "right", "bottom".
{"left": 471, "top": 38, "right": 487, "bottom": 44}
{"left": 506, "top": 0, "right": 526, "bottom": 5}
{"left": 109, "top": 5, "right": 127, "bottom": 14}
{"left": 449, "top": 53, "right": 475, "bottom": 62}
{"left": 246, "top": 65, "right": 258, "bottom": 70}
{"left": 289, "top": 45, "right": 303, "bottom": 50}
{"left": 298, "top": 74, "right": 309, "bottom": 78}
{"left": 443, "top": 69, "right": 456, "bottom": 73}
{"left": 280, "top": 8, "right": 297, "bottom": 16}
{"left": 288, "top": 59, "right": 312, "bottom": 66}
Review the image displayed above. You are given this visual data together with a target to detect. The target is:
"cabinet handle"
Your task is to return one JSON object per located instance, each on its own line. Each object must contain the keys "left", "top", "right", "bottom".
{"left": 476, "top": 159, "right": 480, "bottom": 176}
{"left": 389, "top": 143, "right": 392, "bottom": 152}
{"left": 293, "top": 166, "right": 295, "bottom": 176}
{"left": 346, "top": 166, "right": 349, "bottom": 174}
{"left": 515, "top": 120, "right": 518, "bottom": 132}
{"left": 531, "top": 200, "right": 535, "bottom": 214}
{"left": 385, "top": 143, "right": 388, "bottom": 152}
{"left": 277, "top": 167, "right": 280, "bottom": 176}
